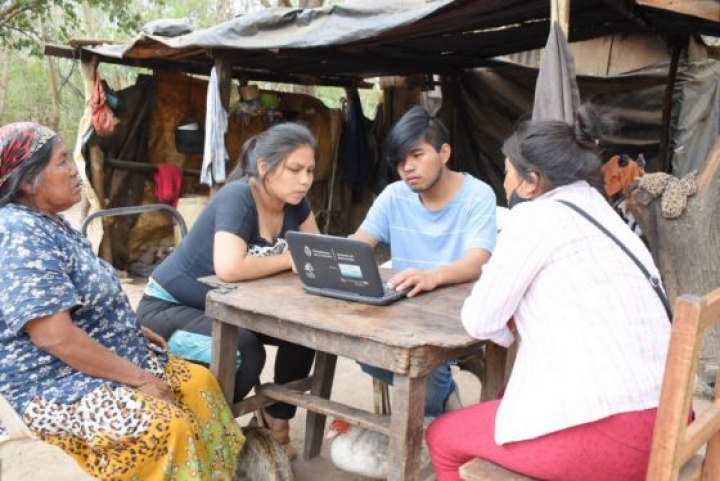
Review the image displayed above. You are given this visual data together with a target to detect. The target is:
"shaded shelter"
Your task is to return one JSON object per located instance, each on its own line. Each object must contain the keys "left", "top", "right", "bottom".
{"left": 48, "top": 0, "right": 720, "bottom": 84}
{"left": 43, "top": 0, "right": 720, "bottom": 266}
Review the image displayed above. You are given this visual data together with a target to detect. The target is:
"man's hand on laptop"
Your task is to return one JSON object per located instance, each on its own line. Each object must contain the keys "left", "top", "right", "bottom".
{"left": 387, "top": 268, "right": 441, "bottom": 298}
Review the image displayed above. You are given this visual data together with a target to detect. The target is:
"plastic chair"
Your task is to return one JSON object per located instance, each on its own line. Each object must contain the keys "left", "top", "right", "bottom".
{"left": 459, "top": 288, "right": 720, "bottom": 481}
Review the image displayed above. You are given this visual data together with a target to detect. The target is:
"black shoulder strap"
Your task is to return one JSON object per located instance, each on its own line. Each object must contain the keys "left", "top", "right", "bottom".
{"left": 557, "top": 200, "right": 672, "bottom": 322}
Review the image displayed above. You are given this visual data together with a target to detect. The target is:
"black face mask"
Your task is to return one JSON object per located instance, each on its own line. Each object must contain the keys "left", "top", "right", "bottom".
{"left": 508, "top": 188, "right": 531, "bottom": 209}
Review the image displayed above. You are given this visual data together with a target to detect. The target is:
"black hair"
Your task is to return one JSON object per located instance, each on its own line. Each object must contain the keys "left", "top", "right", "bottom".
{"left": 384, "top": 105, "right": 450, "bottom": 170}
{"left": 227, "top": 122, "right": 318, "bottom": 182}
{"left": 0, "top": 138, "right": 57, "bottom": 207}
{"left": 501, "top": 104, "right": 611, "bottom": 193}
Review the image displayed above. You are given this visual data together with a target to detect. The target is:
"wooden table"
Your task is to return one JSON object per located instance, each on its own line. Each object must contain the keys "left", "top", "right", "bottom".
{"left": 205, "top": 272, "right": 510, "bottom": 481}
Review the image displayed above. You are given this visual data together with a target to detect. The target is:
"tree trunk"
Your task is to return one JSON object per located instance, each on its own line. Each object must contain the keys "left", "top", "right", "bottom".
{"left": 40, "top": 11, "right": 60, "bottom": 130}
{"left": 299, "top": 0, "right": 325, "bottom": 7}
{"left": 628, "top": 139, "right": 720, "bottom": 394}
{"left": 0, "top": 48, "right": 9, "bottom": 119}
{"left": 46, "top": 55, "right": 61, "bottom": 130}
{"left": 216, "top": 0, "right": 233, "bottom": 21}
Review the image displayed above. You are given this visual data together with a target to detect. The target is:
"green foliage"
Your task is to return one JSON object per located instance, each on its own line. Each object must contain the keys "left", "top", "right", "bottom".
{"left": 3, "top": 52, "right": 57, "bottom": 123}
{"left": 314, "top": 85, "right": 381, "bottom": 119}
{"left": 0, "top": 0, "right": 164, "bottom": 53}
{"left": 1, "top": 50, "right": 86, "bottom": 142}
{"left": 2, "top": 0, "right": 387, "bottom": 151}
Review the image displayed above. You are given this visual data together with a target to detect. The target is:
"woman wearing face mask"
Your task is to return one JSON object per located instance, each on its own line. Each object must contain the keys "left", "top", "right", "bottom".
{"left": 425, "top": 105, "right": 671, "bottom": 480}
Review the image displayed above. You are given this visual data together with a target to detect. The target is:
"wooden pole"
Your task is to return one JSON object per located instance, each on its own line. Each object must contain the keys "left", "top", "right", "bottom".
{"left": 551, "top": 0, "right": 571, "bottom": 36}
{"left": 105, "top": 158, "right": 201, "bottom": 178}
{"left": 214, "top": 58, "right": 232, "bottom": 112}
{"left": 658, "top": 36, "right": 687, "bottom": 174}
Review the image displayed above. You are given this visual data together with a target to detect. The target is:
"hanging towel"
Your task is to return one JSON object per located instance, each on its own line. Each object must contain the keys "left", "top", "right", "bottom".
{"left": 154, "top": 163, "right": 183, "bottom": 208}
{"left": 200, "top": 66, "right": 229, "bottom": 186}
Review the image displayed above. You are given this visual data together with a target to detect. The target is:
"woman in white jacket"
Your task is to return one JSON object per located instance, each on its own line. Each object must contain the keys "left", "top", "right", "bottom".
{"left": 426, "top": 105, "right": 671, "bottom": 481}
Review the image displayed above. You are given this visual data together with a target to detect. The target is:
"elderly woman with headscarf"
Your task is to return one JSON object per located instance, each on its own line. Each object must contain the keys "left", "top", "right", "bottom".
{"left": 0, "top": 122, "right": 245, "bottom": 480}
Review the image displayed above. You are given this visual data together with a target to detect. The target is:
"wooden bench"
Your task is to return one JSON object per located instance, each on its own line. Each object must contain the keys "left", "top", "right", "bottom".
{"left": 460, "top": 288, "right": 720, "bottom": 481}
{"left": 460, "top": 458, "right": 533, "bottom": 480}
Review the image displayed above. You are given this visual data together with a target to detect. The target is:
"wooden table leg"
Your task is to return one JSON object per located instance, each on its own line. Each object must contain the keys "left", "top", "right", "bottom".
{"left": 304, "top": 351, "right": 337, "bottom": 459}
{"left": 210, "top": 319, "right": 239, "bottom": 407}
{"left": 388, "top": 374, "right": 427, "bottom": 481}
{"left": 482, "top": 343, "right": 508, "bottom": 401}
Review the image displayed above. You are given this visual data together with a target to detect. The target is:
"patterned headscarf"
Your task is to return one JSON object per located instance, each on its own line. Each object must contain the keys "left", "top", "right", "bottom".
{"left": 0, "top": 122, "right": 56, "bottom": 188}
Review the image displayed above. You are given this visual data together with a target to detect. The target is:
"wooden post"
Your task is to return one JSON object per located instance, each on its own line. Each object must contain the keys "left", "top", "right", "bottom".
{"left": 659, "top": 36, "right": 687, "bottom": 173}
{"left": 628, "top": 139, "right": 720, "bottom": 396}
{"left": 214, "top": 58, "right": 232, "bottom": 112}
{"left": 551, "top": 0, "right": 571, "bottom": 36}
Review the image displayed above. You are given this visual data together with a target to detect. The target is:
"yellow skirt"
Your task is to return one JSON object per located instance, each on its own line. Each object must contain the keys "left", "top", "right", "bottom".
{"left": 25, "top": 356, "right": 245, "bottom": 480}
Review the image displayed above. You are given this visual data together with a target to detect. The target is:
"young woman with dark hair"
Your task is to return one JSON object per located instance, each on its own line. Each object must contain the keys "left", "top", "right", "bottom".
{"left": 426, "top": 105, "right": 671, "bottom": 481}
{"left": 137, "top": 122, "right": 320, "bottom": 458}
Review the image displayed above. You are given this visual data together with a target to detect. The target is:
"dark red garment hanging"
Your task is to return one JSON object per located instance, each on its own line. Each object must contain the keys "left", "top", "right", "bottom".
{"left": 154, "top": 163, "right": 183, "bottom": 208}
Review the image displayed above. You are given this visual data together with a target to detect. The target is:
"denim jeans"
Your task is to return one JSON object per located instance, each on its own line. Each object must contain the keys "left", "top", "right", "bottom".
{"left": 359, "top": 361, "right": 456, "bottom": 418}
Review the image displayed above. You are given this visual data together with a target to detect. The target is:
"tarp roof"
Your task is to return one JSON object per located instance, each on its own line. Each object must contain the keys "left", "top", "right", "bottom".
{"left": 46, "top": 0, "right": 720, "bottom": 85}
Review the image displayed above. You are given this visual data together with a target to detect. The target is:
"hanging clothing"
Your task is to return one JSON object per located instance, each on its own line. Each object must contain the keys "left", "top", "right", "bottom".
{"left": 532, "top": 21, "right": 580, "bottom": 123}
{"left": 338, "top": 87, "right": 372, "bottom": 201}
{"left": 603, "top": 155, "right": 644, "bottom": 198}
{"left": 200, "top": 67, "right": 229, "bottom": 186}
{"left": 154, "top": 163, "right": 183, "bottom": 208}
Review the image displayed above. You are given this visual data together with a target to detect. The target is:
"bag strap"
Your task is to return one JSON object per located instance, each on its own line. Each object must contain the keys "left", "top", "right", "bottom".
{"left": 556, "top": 200, "right": 673, "bottom": 322}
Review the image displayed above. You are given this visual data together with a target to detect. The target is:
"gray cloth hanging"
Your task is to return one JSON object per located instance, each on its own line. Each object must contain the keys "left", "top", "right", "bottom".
{"left": 532, "top": 21, "right": 580, "bottom": 124}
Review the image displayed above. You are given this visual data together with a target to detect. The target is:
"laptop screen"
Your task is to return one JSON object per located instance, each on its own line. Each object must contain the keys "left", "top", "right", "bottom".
{"left": 286, "top": 231, "right": 386, "bottom": 297}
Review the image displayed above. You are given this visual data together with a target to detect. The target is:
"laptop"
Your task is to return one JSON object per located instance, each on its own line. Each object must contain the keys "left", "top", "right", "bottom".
{"left": 286, "top": 231, "right": 407, "bottom": 305}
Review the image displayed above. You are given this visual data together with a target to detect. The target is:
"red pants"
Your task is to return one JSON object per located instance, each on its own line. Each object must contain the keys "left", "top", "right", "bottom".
{"left": 425, "top": 400, "right": 657, "bottom": 481}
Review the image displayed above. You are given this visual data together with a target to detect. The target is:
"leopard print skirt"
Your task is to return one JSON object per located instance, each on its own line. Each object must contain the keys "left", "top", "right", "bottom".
{"left": 22, "top": 356, "right": 244, "bottom": 481}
